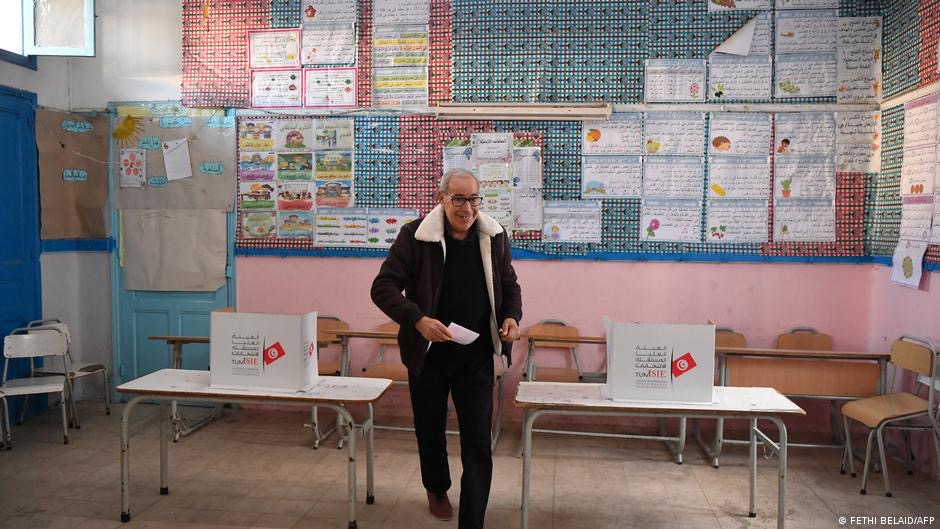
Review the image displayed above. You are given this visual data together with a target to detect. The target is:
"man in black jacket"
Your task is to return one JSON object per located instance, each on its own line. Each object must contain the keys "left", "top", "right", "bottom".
{"left": 371, "top": 168, "right": 522, "bottom": 529}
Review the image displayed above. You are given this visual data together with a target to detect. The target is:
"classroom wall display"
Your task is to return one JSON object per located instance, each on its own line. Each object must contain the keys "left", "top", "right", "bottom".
{"left": 36, "top": 109, "right": 110, "bottom": 239}
{"left": 112, "top": 105, "right": 237, "bottom": 211}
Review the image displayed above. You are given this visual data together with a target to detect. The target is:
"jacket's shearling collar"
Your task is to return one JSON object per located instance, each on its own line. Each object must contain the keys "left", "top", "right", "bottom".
{"left": 414, "top": 204, "right": 504, "bottom": 242}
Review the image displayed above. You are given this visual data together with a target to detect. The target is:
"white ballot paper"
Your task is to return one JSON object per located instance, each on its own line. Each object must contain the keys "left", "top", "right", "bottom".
{"left": 447, "top": 322, "right": 480, "bottom": 345}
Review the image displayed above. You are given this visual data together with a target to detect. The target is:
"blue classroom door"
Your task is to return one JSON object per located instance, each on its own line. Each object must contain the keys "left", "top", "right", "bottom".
{"left": 0, "top": 86, "right": 43, "bottom": 414}
{"left": 110, "top": 105, "right": 236, "bottom": 393}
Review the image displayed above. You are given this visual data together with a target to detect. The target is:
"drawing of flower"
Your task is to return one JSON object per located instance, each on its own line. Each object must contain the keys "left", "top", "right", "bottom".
{"left": 689, "top": 82, "right": 701, "bottom": 98}
{"left": 646, "top": 219, "right": 660, "bottom": 238}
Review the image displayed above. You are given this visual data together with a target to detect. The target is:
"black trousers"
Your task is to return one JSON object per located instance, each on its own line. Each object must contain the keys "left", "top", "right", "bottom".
{"left": 409, "top": 345, "right": 494, "bottom": 529}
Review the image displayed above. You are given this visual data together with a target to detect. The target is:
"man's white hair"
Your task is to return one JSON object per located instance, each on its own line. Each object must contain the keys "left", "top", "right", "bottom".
{"left": 439, "top": 168, "right": 480, "bottom": 192}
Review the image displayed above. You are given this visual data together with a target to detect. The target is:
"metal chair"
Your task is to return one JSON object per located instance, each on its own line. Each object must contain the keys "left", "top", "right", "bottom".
{"left": 1, "top": 326, "right": 72, "bottom": 448}
{"left": 360, "top": 321, "right": 506, "bottom": 449}
{"left": 841, "top": 335, "right": 940, "bottom": 497}
{"left": 28, "top": 319, "right": 111, "bottom": 428}
{"left": 306, "top": 315, "right": 348, "bottom": 448}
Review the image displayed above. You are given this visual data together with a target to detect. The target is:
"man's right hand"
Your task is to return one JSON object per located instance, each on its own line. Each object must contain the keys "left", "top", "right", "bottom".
{"left": 415, "top": 316, "right": 453, "bottom": 343}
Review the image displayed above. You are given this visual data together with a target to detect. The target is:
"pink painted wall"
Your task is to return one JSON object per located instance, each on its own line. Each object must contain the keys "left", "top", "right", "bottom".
{"left": 237, "top": 256, "right": 875, "bottom": 425}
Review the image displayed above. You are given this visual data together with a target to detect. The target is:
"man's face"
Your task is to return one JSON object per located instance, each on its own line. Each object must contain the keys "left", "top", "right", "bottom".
{"left": 439, "top": 175, "right": 480, "bottom": 237}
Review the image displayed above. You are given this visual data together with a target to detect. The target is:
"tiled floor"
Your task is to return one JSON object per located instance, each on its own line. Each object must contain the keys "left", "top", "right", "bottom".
{"left": 0, "top": 401, "right": 939, "bottom": 529}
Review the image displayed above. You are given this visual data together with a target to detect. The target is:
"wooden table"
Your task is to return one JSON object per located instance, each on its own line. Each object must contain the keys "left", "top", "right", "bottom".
{"left": 516, "top": 382, "right": 805, "bottom": 529}
{"left": 702, "top": 346, "right": 890, "bottom": 467}
{"left": 522, "top": 333, "right": 687, "bottom": 463}
{"left": 117, "top": 369, "right": 392, "bottom": 528}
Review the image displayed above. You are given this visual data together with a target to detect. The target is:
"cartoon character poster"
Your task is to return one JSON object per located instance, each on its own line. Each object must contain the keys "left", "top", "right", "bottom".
{"left": 277, "top": 182, "right": 315, "bottom": 210}
{"left": 277, "top": 210, "right": 314, "bottom": 239}
{"left": 239, "top": 182, "right": 276, "bottom": 209}
{"left": 238, "top": 151, "right": 276, "bottom": 181}
{"left": 276, "top": 119, "right": 315, "bottom": 151}
{"left": 242, "top": 211, "right": 277, "bottom": 239}
{"left": 277, "top": 153, "right": 314, "bottom": 181}
{"left": 238, "top": 120, "right": 276, "bottom": 151}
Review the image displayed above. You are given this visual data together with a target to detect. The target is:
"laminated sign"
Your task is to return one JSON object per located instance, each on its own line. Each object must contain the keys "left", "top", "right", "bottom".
{"left": 210, "top": 311, "right": 320, "bottom": 392}
{"left": 605, "top": 321, "right": 715, "bottom": 403}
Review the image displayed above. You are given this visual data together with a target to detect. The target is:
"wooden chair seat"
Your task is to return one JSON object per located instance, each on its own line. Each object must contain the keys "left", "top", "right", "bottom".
{"left": 534, "top": 366, "right": 579, "bottom": 383}
{"left": 319, "top": 360, "right": 341, "bottom": 376}
{"left": 842, "top": 392, "right": 929, "bottom": 429}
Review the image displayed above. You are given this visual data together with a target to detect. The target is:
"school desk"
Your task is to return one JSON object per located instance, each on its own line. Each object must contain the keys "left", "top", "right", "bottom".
{"left": 701, "top": 346, "right": 890, "bottom": 467}
{"left": 117, "top": 369, "right": 392, "bottom": 528}
{"left": 522, "top": 332, "right": 687, "bottom": 463}
{"left": 516, "top": 382, "right": 805, "bottom": 529}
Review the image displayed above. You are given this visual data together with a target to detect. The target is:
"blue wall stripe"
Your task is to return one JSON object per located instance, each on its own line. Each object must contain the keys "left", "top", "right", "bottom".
{"left": 41, "top": 239, "right": 114, "bottom": 252}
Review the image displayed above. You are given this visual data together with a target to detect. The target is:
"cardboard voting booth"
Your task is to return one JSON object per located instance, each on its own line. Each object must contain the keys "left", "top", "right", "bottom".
{"left": 605, "top": 320, "right": 715, "bottom": 403}
{"left": 210, "top": 311, "right": 319, "bottom": 392}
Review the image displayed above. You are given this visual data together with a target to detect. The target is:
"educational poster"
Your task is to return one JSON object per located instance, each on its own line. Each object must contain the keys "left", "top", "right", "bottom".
{"left": 708, "top": 113, "right": 772, "bottom": 155}
{"left": 772, "top": 199, "right": 835, "bottom": 241}
{"left": 837, "top": 47, "right": 882, "bottom": 104}
{"left": 443, "top": 145, "right": 473, "bottom": 174}
{"left": 900, "top": 145, "right": 935, "bottom": 197}
{"left": 642, "top": 157, "right": 705, "bottom": 199}
{"left": 705, "top": 200, "right": 769, "bottom": 243}
{"left": 932, "top": 172, "right": 940, "bottom": 244}
{"left": 471, "top": 133, "right": 513, "bottom": 165}
{"left": 837, "top": 143, "right": 881, "bottom": 173}
{"left": 643, "top": 112, "right": 706, "bottom": 155}
{"left": 239, "top": 182, "right": 276, "bottom": 209}
{"left": 277, "top": 210, "right": 315, "bottom": 239}
{"left": 277, "top": 153, "right": 314, "bottom": 181}
{"left": 301, "top": 24, "right": 357, "bottom": 65}
{"left": 775, "top": 53, "right": 837, "bottom": 98}
{"left": 582, "top": 113, "right": 644, "bottom": 155}
{"left": 301, "top": 0, "right": 357, "bottom": 24}
{"left": 373, "top": 0, "right": 430, "bottom": 25}
{"left": 706, "top": 55, "right": 773, "bottom": 101}
{"left": 708, "top": 156, "right": 772, "bottom": 199}
{"left": 511, "top": 147, "right": 543, "bottom": 231}
{"left": 276, "top": 182, "right": 316, "bottom": 210}
{"left": 372, "top": 25, "right": 429, "bottom": 67}
{"left": 890, "top": 240, "right": 928, "bottom": 289}
{"left": 775, "top": 10, "right": 837, "bottom": 54}
{"left": 712, "top": 13, "right": 772, "bottom": 56}
{"left": 903, "top": 94, "right": 938, "bottom": 148}
{"left": 542, "top": 201, "right": 602, "bottom": 243}
{"left": 837, "top": 17, "right": 883, "bottom": 103}
{"left": 276, "top": 120, "right": 315, "bottom": 151}
{"left": 119, "top": 149, "right": 146, "bottom": 188}
{"left": 315, "top": 207, "right": 368, "bottom": 246}
{"left": 315, "top": 151, "right": 354, "bottom": 207}
{"left": 512, "top": 188, "right": 543, "bottom": 231}
{"left": 248, "top": 29, "right": 301, "bottom": 69}
{"left": 315, "top": 119, "right": 354, "bottom": 150}
{"left": 303, "top": 68, "right": 358, "bottom": 108}
{"left": 776, "top": 0, "right": 838, "bottom": 8}
{"left": 242, "top": 211, "right": 278, "bottom": 239}
{"left": 644, "top": 59, "right": 706, "bottom": 102}
{"left": 774, "top": 156, "right": 836, "bottom": 199}
{"left": 899, "top": 195, "right": 934, "bottom": 242}
{"left": 35, "top": 109, "right": 110, "bottom": 239}
{"left": 774, "top": 113, "right": 836, "bottom": 155}
{"left": 238, "top": 152, "right": 277, "bottom": 181}
{"left": 372, "top": 67, "right": 429, "bottom": 108}
{"left": 367, "top": 208, "right": 420, "bottom": 248}
{"left": 480, "top": 181, "right": 513, "bottom": 227}
{"left": 605, "top": 321, "right": 715, "bottom": 403}
{"left": 639, "top": 199, "right": 702, "bottom": 242}
{"left": 836, "top": 110, "right": 881, "bottom": 172}
{"left": 708, "top": 0, "right": 771, "bottom": 12}
{"left": 238, "top": 120, "right": 276, "bottom": 151}
{"left": 581, "top": 156, "right": 643, "bottom": 199}
{"left": 250, "top": 69, "right": 303, "bottom": 108}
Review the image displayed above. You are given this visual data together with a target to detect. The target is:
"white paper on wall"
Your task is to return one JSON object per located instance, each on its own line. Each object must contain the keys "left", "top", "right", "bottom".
{"left": 642, "top": 156, "right": 705, "bottom": 199}
{"left": 708, "top": 113, "right": 772, "bottom": 155}
{"left": 772, "top": 198, "right": 836, "bottom": 242}
{"left": 890, "top": 239, "right": 928, "bottom": 289}
{"left": 707, "top": 54, "right": 773, "bottom": 101}
{"left": 644, "top": 59, "right": 706, "bottom": 102}
{"left": 774, "top": 112, "right": 836, "bottom": 155}
{"left": 582, "top": 113, "right": 644, "bottom": 155}
{"left": 643, "top": 112, "right": 706, "bottom": 155}
{"left": 705, "top": 199, "right": 769, "bottom": 243}
{"left": 581, "top": 155, "right": 643, "bottom": 199}
{"left": 639, "top": 198, "right": 703, "bottom": 243}
{"left": 707, "top": 156, "right": 772, "bottom": 199}
{"left": 542, "top": 201, "right": 602, "bottom": 243}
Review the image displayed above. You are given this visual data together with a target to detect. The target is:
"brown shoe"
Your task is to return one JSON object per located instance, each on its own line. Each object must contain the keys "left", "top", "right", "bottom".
{"left": 426, "top": 491, "right": 453, "bottom": 521}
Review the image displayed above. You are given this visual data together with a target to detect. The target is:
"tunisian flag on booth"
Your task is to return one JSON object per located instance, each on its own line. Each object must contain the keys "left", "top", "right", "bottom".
{"left": 263, "top": 341, "right": 287, "bottom": 366}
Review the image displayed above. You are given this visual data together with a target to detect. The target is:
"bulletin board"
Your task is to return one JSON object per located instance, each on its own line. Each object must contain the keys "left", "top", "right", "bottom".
{"left": 36, "top": 109, "right": 110, "bottom": 239}
{"left": 176, "top": 0, "right": 937, "bottom": 265}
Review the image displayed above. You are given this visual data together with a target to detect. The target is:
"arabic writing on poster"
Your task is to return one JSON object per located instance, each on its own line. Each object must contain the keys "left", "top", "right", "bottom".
{"left": 301, "top": 0, "right": 357, "bottom": 24}
{"left": 639, "top": 198, "right": 703, "bottom": 243}
{"left": 581, "top": 156, "right": 643, "bottom": 199}
{"left": 249, "top": 29, "right": 301, "bottom": 69}
{"left": 251, "top": 69, "right": 303, "bottom": 108}
{"left": 774, "top": 112, "right": 836, "bottom": 155}
{"left": 708, "top": 113, "right": 772, "bottom": 156}
{"left": 708, "top": 0, "right": 771, "bottom": 12}
{"left": 582, "top": 113, "right": 644, "bottom": 155}
{"left": 900, "top": 146, "right": 935, "bottom": 197}
{"left": 708, "top": 156, "right": 772, "bottom": 199}
{"left": 373, "top": 25, "right": 429, "bottom": 67}
{"left": 772, "top": 199, "right": 836, "bottom": 242}
{"left": 705, "top": 200, "right": 769, "bottom": 243}
{"left": 899, "top": 195, "right": 934, "bottom": 242}
{"left": 643, "top": 112, "right": 706, "bottom": 155}
{"left": 303, "top": 68, "right": 357, "bottom": 108}
{"left": 774, "top": 155, "right": 836, "bottom": 199}
{"left": 775, "top": 10, "right": 837, "bottom": 54}
{"left": 903, "top": 94, "right": 938, "bottom": 148}
{"left": 644, "top": 59, "right": 706, "bottom": 102}
{"left": 643, "top": 157, "right": 705, "bottom": 199}
{"left": 707, "top": 55, "right": 772, "bottom": 101}
{"left": 373, "top": 0, "right": 430, "bottom": 25}
{"left": 542, "top": 201, "right": 602, "bottom": 243}
{"left": 372, "top": 67, "right": 428, "bottom": 108}
{"left": 775, "top": 53, "right": 837, "bottom": 98}
{"left": 301, "top": 23, "right": 357, "bottom": 65}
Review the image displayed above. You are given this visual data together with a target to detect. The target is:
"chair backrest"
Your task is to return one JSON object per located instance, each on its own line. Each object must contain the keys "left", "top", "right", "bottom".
{"left": 375, "top": 321, "right": 399, "bottom": 347}
{"left": 715, "top": 327, "right": 747, "bottom": 348}
{"left": 4, "top": 331, "right": 68, "bottom": 359}
{"left": 317, "top": 315, "right": 349, "bottom": 344}
{"left": 527, "top": 320, "right": 580, "bottom": 349}
{"left": 776, "top": 327, "right": 832, "bottom": 351}
{"left": 891, "top": 336, "right": 936, "bottom": 378}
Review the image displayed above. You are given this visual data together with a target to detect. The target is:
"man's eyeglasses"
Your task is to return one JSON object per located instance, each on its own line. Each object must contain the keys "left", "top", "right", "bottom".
{"left": 446, "top": 194, "right": 483, "bottom": 207}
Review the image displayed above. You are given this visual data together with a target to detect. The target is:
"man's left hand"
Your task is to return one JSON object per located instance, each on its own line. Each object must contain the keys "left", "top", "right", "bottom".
{"left": 499, "top": 318, "right": 520, "bottom": 342}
